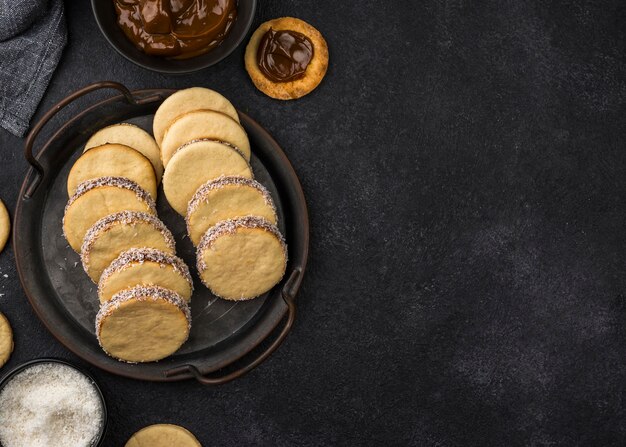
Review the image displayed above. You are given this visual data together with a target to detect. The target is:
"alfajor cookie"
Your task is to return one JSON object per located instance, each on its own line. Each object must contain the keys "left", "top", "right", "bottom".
{"left": 81, "top": 211, "right": 175, "bottom": 283}
{"left": 98, "top": 248, "right": 193, "bottom": 303}
{"left": 162, "top": 140, "right": 253, "bottom": 216}
{"left": 186, "top": 176, "right": 277, "bottom": 246}
{"left": 0, "top": 199, "right": 9, "bottom": 254}
{"left": 0, "top": 312, "right": 13, "bottom": 369}
{"left": 153, "top": 87, "right": 239, "bottom": 147}
{"left": 125, "top": 424, "right": 201, "bottom": 447}
{"left": 197, "top": 216, "right": 287, "bottom": 300}
{"left": 160, "top": 109, "right": 250, "bottom": 167}
{"left": 245, "top": 17, "right": 329, "bottom": 100}
{"left": 67, "top": 144, "right": 157, "bottom": 199}
{"left": 63, "top": 177, "right": 156, "bottom": 253}
{"left": 96, "top": 286, "right": 190, "bottom": 363}
{"left": 84, "top": 123, "right": 164, "bottom": 183}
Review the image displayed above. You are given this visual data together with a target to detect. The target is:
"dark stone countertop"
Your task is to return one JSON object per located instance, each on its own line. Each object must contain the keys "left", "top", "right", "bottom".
{"left": 0, "top": 1, "right": 625, "bottom": 445}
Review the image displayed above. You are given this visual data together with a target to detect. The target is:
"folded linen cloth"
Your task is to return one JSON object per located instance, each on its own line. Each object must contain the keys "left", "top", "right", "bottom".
{"left": 0, "top": 0, "right": 67, "bottom": 137}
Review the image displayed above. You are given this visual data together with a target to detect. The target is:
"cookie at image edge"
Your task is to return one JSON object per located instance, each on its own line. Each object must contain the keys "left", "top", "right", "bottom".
{"left": 125, "top": 424, "right": 201, "bottom": 447}
{"left": 0, "top": 312, "right": 14, "bottom": 369}
{"left": 0, "top": 199, "right": 9, "bottom": 254}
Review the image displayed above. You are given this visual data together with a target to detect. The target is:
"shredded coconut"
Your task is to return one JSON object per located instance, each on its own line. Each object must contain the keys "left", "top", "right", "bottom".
{"left": 96, "top": 285, "right": 191, "bottom": 332}
{"left": 63, "top": 177, "right": 156, "bottom": 243}
{"left": 66, "top": 177, "right": 154, "bottom": 209}
{"left": 196, "top": 216, "right": 287, "bottom": 273}
{"left": 95, "top": 285, "right": 192, "bottom": 362}
{"left": 0, "top": 363, "right": 104, "bottom": 447}
{"left": 80, "top": 211, "right": 175, "bottom": 271}
{"left": 186, "top": 175, "right": 277, "bottom": 224}
{"left": 98, "top": 248, "right": 193, "bottom": 297}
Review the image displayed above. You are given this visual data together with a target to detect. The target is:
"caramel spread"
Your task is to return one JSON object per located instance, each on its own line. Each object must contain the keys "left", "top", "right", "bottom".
{"left": 257, "top": 28, "right": 314, "bottom": 82}
{"left": 114, "top": 0, "right": 237, "bottom": 59}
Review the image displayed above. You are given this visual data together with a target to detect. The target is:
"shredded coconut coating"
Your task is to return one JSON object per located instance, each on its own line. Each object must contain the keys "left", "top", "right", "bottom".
{"left": 186, "top": 175, "right": 277, "bottom": 226}
{"left": 80, "top": 211, "right": 175, "bottom": 272}
{"left": 66, "top": 176, "right": 155, "bottom": 209}
{"left": 98, "top": 248, "right": 193, "bottom": 296}
{"left": 61, "top": 177, "right": 156, "bottom": 247}
{"left": 196, "top": 216, "right": 287, "bottom": 273}
{"left": 96, "top": 285, "right": 191, "bottom": 334}
{"left": 63, "top": 177, "right": 156, "bottom": 241}
{"left": 95, "top": 285, "right": 192, "bottom": 362}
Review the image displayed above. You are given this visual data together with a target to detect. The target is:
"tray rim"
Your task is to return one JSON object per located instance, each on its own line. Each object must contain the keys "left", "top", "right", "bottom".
{"left": 13, "top": 85, "right": 309, "bottom": 383}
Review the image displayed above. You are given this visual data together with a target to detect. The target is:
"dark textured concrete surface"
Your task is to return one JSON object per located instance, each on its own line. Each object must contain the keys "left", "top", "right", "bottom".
{"left": 0, "top": 1, "right": 625, "bottom": 445}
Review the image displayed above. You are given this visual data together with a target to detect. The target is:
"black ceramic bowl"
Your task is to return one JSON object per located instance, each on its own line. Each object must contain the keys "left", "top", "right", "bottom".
{"left": 0, "top": 358, "right": 108, "bottom": 446}
{"left": 91, "top": 0, "right": 257, "bottom": 74}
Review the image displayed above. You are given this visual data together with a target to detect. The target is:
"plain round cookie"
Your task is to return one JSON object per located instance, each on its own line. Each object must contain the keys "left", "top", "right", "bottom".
{"left": 0, "top": 312, "right": 13, "bottom": 369}
{"left": 153, "top": 87, "right": 239, "bottom": 147}
{"left": 163, "top": 140, "right": 253, "bottom": 216}
{"left": 160, "top": 109, "right": 251, "bottom": 167}
{"left": 125, "top": 424, "right": 201, "bottom": 447}
{"left": 63, "top": 177, "right": 156, "bottom": 253}
{"left": 98, "top": 248, "right": 193, "bottom": 303}
{"left": 81, "top": 211, "right": 175, "bottom": 283}
{"left": 187, "top": 176, "right": 277, "bottom": 246}
{"left": 85, "top": 123, "right": 164, "bottom": 183}
{"left": 67, "top": 143, "right": 158, "bottom": 199}
{"left": 245, "top": 17, "right": 329, "bottom": 100}
{"left": 96, "top": 286, "right": 191, "bottom": 363}
{"left": 0, "top": 199, "right": 9, "bottom": 254}
{"left": 197, "top": 216, "right": 287, "bottom": 300}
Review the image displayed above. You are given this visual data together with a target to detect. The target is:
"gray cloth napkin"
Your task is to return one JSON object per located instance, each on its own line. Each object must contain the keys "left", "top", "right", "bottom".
{"left": 0, "top": 0, "right": 67, "bottom": 137}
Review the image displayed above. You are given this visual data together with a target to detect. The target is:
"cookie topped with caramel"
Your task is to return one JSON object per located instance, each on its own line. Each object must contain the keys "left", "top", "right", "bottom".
{"left": 245, "top": 17, "right": 329, "bottom": 100}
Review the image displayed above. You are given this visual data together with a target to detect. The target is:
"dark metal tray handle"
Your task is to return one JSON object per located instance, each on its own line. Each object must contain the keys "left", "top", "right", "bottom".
{"left": 165, "top": 268, "right": 301, "bottom": 385}
{"left": 23, "top": 81, "right": 164, "bottom": 198}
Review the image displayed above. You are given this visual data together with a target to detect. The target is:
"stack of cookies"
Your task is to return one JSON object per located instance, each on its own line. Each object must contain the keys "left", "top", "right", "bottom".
{"left": 61, "top": 87, "right": 289, "bottom": 363}
{"left": 155, "top": 87, "right": 288, "bottom": 301}
{"left": 63, "top": 125, "right": 192, "bottom": 363}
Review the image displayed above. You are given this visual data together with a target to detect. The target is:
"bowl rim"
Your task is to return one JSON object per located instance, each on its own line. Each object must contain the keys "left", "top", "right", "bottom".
{"left": 0, "top": 357, "right": 108, "bottom": 447}
{"left": 90, "top": 0, "right": 257, "bottom": 74}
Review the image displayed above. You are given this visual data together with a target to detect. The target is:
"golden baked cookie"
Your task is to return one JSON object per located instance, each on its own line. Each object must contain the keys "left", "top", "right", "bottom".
{"left": 96, "top": 286, "right": 191, "bottom": 363}
{"left": 0, "top": 312, "right": 13, "bottom": 369}
{"left": 197, "top": 216, "right": 287, "bottom": 300}
{"left": 0, "top": 199, "right": 9, "bottom": 254}
{"left": 162, "top": 140, "right": 253, "bottom": 216}
{"left": 81, "top": 211, "right": 175, "bottom": 283}
{"left": 125, "top": 424, "right": 201, "bottom": 447}
{"left": 153, "top": 87, "right": 239, "bottom": 147}
{"left": 186, "top": 176, "right": 277, "bottom": 246}
{"left": 63, "top": 177, "right": 156, "bottom": 253}
{"left": 245, "top": 17, "right": 329, "bottom": 100}
{"left": 67, "top": 144, "right": 158, "bottom": 199}
{"left": 98, "top": 248, "right": 193, "bottom": 303}
{"left": 85, "top": 123, "right": 164, "bottom": 183}
{"left": 160, "top": 109, "right": 250, "bottom": 167}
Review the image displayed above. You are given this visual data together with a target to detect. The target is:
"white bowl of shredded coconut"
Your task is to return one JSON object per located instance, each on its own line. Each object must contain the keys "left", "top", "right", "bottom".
{"left": 0, "top": 359, "right": 107, "bottom": 447}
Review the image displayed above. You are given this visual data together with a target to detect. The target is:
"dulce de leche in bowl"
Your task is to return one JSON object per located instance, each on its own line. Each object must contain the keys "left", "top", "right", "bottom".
{"left": 114, "top": 0, "right": 237, "bottom": 59}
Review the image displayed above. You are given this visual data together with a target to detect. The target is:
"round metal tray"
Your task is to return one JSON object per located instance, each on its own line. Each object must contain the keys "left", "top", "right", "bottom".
{"left": 13, "top": 82, "right": 309, "bottom": 384}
